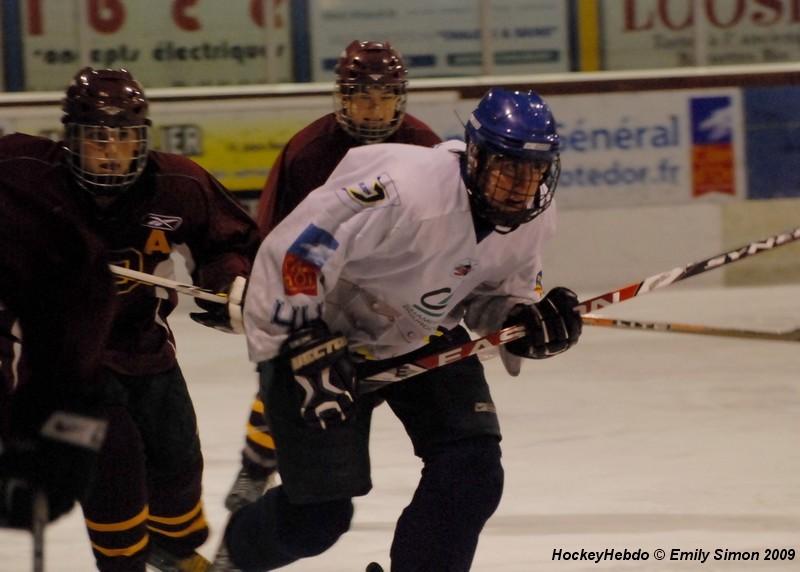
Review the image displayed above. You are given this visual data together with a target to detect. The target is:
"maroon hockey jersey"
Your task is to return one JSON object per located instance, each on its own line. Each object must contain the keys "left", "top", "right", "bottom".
{"left": 0, "top": 133, "right": 261, "bottom": 376}
{"left": 0, "top": 176, "right": 116, "bottom": 438}
{"left": 256, "top": 112, "right": 441, "bottom": 234}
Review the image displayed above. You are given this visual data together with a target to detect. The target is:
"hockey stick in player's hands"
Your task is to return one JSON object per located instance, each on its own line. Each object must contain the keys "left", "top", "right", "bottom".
{"left": 31, "top": 491, "right": 47, "bottom": 572}
{"left": 582, "top": 314, "right": 800, "bottom": 342}
{"left": 358, "top": 225, "right": 800, "bottom": 389}
{"left": 573, "top": 226, "right": 800, "bottom": 314}
{"left": 109, "top": 265, "right": 228, "bottom": 305}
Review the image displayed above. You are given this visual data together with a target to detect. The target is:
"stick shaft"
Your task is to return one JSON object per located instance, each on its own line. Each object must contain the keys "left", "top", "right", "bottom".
{"left": 31, "top": 491, "right": 47, "bottom": 572}
{"left": 109, "top": 265, "right": 227, "bottom": 304}
{"left": 575, "top": 227, "right": 800, "bottom": 314}
{"left": 583, "top": 314, "right": 800, "bottom": 342}
{"left": 360, "top": 227, "right": 800, "bottom": 388}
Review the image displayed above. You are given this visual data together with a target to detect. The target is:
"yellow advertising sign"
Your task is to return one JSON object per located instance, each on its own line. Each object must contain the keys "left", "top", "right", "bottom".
{"left": 150, "top": 97, "right": 332, "bottom": 192}
{"left": 0, "top": 96, "right": 332, "bottom": 193}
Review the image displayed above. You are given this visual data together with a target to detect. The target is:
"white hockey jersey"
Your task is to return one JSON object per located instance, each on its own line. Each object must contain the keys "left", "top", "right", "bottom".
{"left": 244, "top": 140, "right": 556, "bottom": 363}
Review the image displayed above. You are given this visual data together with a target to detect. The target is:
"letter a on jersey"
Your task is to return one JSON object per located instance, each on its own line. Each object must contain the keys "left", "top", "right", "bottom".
{"left": 144, "top": 229, "right": 171, "bottom": 255}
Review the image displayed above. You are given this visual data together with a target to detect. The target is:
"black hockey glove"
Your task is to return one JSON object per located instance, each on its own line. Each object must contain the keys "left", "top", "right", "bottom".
{"left": 282, "top": 322, "right": 356, "bottom": 430}
{"left": 502, "top": 287, "right": 582, "bottom": 359}
{"left": 190, "top": 276, "right": 247, "bottom": 334}
{"left": 0, "top": 411, "right": 107, "bottom": 529}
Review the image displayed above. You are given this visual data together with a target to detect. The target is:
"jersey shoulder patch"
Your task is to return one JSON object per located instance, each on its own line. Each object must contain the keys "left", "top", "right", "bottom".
{"left": 335, "top": 172, "right": 400, "bottom": 212}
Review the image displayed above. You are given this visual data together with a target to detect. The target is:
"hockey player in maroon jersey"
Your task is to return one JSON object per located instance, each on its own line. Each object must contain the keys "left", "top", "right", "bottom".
{"left": 224, "top": 41, "right": 442, "bottom": 513}
{"left": 0, "top": 178, "right": 115, "bottom": 531}
{"left": 0, "top": 67, "right": 261, "bottom": 571}
{"left": 255, "top": 40, "right": 441, "bottom": 234}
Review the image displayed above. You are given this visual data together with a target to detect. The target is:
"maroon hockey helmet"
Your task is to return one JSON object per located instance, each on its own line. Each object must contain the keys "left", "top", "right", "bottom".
{"left": 333, "top": 41, "right": 408, "bottom": 143}
{"left": 62, "top": 68, "right": 150, "bottom": 197}
{"left": 334, "top": 40, "right": 408, "bottom": 87}
{"left": 62, "top": 67, "right": 151, "bottom": 128}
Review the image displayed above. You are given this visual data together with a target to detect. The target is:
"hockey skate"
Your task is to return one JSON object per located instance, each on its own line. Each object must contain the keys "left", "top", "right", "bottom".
{"left": 224, "top": 467, "right": 275, "bottom": 512}
{"left": 208, "top": 542, "right": 241, "bottom": 572}
{"left": 146, "top": 543, "right": 211, "bottom": 572}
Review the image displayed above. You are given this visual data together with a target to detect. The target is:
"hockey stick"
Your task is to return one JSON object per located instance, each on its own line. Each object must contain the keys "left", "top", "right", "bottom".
{"left": 31, "top": 490, "right": 47, "bottom": 572}
{"left": 358, "top": 225, "right": 800, "bottom": 390}
{"left": 574, "top": 226, "right": 800, "bottom": 314}
{"left": 582, "top": 314, "right": 800, "bottom": 342}
{"left": 109, "top": 265, "right": 228, "bottom": 305}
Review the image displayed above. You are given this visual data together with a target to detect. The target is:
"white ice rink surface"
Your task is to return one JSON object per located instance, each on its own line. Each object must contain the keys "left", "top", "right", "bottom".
{"left": 1, "top": 285, "right": 799, "bottom": 571}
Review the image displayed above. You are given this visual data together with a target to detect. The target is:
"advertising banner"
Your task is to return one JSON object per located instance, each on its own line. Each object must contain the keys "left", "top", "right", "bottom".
{"left": 551, "top": 89, "right": 746, "bottom": 208}
{"left": 410, "top": 88, "right": 747, "bottom": 209}
{"left": 308, "top": 0, "right": 569, "bottom": 81}
{"left": 0, "top": 93, "right": 460, "bottom": 194}
{"left": 149, "top": 97, "right": 332, "bottom": 192}
{"left": 603, "top": 0, "right": 800, "bottom": 69}
{"left": 0, "top": 106, "right": 62, "bottom": 140}
{"left": 743, "top": 85, "right": 800, "bottom": 199}
{"left": 0, "top": 97, "right": 322, "bottom": 192}
{"left": 0, "top": 88, "right": 748, "bottom": 207}
{"left": 21, "top": 0, "right": 291, "bottom": 91}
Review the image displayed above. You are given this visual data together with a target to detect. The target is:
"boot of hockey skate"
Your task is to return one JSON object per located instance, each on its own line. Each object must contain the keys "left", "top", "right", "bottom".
{"left": 209, "top": 542, "right": 241, "bottom": 572}
{"left": 146, "top": 543, "right": 210, "bottom": 572}
{"left": 224, "top": 467, "right": 275, "bottom": 512}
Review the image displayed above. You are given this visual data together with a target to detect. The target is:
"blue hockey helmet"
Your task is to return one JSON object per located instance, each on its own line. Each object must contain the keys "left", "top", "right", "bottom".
{"left": 462, "top": 88, "right": 560, "bottom": 233}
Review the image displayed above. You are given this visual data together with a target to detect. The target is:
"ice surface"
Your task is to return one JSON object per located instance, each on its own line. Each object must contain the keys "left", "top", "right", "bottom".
{"left": 1, "top": 285, "right": 798, "bottom": 571}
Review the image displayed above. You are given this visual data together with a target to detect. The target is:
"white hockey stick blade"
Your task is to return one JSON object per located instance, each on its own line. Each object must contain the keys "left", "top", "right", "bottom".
{"left": 110, "top": 265, "right": 227, "bottom": 305}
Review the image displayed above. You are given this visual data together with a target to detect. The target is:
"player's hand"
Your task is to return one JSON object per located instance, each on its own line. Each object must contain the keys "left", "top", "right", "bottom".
{"left": 502, "top": 287, "right": 582, "bottom": 359}
{"left": 282, "top": 322, "right": 356, "bottom": 430}
{"left": 0, "top": 411, "right": 107, "bottom": 528}
{"left": 190, "top": 276, "right": 247, "bottom": 334}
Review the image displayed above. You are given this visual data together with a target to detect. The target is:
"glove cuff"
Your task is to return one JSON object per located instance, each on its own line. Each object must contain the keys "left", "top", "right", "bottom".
{"left": 227, "top": 276, "right": 247, "bottom": 334}
{"left": 40, "top": 411, "right": 107, "bottom": 452}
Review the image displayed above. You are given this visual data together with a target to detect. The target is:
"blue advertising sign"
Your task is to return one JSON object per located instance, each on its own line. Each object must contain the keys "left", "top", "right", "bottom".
{"left": 744, "top": 86, "right": 800, "bottom": 200}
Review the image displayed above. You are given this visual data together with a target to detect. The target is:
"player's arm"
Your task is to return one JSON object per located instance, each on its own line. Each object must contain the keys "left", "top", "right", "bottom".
{"left": 244, "top": 190, "right": 363, "bottom": 359}
{"left": 245, "top": 147, "right": 395, "bottom": 360}
{"left": 256, "top": 145, "right": 288, "bottom": 235}
{"left": 462, "top": 214, "right": 581, "bottom": 366}
{"left": 184, "top": 168, "right": 261, "bottom": 333}
{"left": 245, "top": 152, "right": 396, "bottom": 428}
{"left": 0, "top": 192, "right": 114, "bottom": 527}
{"left": 244, "top": 202, "right": 364, "bottom": 429}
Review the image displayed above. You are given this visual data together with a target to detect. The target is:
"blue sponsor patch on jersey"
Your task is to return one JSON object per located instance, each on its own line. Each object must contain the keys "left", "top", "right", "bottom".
{"left": 287, "top": 224, "right": 339, "bottom": 269}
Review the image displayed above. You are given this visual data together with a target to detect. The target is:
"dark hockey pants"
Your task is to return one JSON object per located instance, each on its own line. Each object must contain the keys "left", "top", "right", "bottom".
{"left": 226, "top": 326, "right": 503, "bottom": 570}
{"left": 225, "top": 436, "right": 503, "bottom": 571}
{"left": 81, "top": 367, "right": 208, "bottom": 572}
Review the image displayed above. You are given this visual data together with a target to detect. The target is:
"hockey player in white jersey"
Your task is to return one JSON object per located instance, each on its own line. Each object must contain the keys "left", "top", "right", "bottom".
{"left": 215, "top": 88, "right": 582, "bottom": 571}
